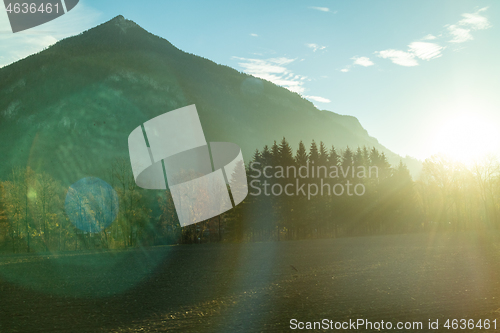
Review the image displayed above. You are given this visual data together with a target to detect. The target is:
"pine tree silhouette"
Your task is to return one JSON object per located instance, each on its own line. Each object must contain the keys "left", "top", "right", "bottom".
{"left": 295, "top": 141, "right": 308, "bottom": 166}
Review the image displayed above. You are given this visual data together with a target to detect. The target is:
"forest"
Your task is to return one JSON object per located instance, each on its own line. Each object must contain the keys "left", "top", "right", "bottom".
{"left": 0, "top": 137, "right": 499, "bottom": 253}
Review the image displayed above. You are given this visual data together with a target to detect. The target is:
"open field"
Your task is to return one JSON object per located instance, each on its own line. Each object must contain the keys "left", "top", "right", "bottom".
{"left": 1, "top": 232, "right": 500, "bottom": 332}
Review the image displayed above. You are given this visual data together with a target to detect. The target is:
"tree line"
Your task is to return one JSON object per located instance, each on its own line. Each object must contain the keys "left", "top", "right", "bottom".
{"left": 0, "top": 137, "right": 499, "bottom": 253}
{"left": 223, "top": 138, "right": 418, "bottom": 241}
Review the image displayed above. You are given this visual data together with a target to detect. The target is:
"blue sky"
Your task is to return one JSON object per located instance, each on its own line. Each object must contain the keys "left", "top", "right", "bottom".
{"left": 1, "top": 0, "right": 499, "bottom": 162}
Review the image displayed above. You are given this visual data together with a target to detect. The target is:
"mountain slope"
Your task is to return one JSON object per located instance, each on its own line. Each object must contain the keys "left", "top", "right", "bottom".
{"left": 0, "top": 15, "right": 420, "bottom": 186}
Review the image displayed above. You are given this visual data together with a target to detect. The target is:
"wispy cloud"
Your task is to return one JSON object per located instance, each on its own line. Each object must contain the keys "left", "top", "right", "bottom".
{"left": 306, "top": 43, "right": 326, "bottom": 52}
{"left": 352, "top": 56, "right": 374, "bottom": 67}
{"left": 309, "top": 6, "right": 330, "bottom": 12}
{"left": 408, "top": 42, "right": 443, "bottom": 60}
{"left": 459, "top": 8, "right": 491, "bottom": 30}
{"left": 375, "top": 42, "right": 443, "bottom": 67}
{"left": 447, "top": 25, "right": 473, "bottom": 43}
{"left": 340, "top": 56, "right": 374, "bottom": 72}
{"left": 358, "top": 7, "right": 490, "bottom": 69}
{"left": 304, "top": 95, "right": 331, "bottom": 103}
{"left": 376, "top": 42, "right": 443, "bottom": 67}
{"left": 250, "top": 33, "right": 258, "bottom": 37}
{"left": 446, "top": 7, "right": 491, "bottom": 44}
{"left": 233, "top": 56, "right": 307, "bottom": 93}
{"left": 422, "top": 34, "right": 437, "bottom": 40}
{"left": 376, "top": 49, "right": 418, "bottom": 67}
{"left": 0, "top": 3, "right": 101, "bottom": 68}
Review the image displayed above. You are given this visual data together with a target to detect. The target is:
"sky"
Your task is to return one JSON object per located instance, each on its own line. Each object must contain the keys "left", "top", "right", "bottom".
{"left": 1, "top": 0, "right": 499, "bottom": 163}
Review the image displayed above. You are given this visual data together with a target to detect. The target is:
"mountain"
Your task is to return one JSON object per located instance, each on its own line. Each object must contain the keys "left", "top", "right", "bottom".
{"left": 0, "top": 15, "right": 421, "bottom": 186}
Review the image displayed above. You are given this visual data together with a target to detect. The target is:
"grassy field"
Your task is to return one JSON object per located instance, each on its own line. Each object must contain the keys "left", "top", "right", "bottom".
{"left": 1, "top": 232, "right": 500, "bottom": 332}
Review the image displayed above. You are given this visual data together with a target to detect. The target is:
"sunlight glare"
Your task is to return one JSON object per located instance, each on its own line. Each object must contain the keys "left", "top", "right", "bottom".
{"left": 431, "top": 113, "right": 500, "bottom": 165}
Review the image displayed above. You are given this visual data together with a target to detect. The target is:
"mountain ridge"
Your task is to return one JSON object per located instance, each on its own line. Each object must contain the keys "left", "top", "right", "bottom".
{"left": 0, "top": 15, "right": 421, "bottom": 185}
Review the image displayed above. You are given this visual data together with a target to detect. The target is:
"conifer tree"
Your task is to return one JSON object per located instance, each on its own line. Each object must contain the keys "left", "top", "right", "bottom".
{"left": 341, "top": 147, "right": 354, "bottom": 171}
{"left": 271, "top": 141, "right": 280, "bottom": 165}
{"left": 249, "top": 149, "right": 263, "bottom": 179}
{"left": 354, "top": 147, "right": 365, "bottom": 167}
{"left": 279, "top": 137, "right": 294, "bottom": 167}
{"left": 328, "top": 145, "right": 340, "bottom": 167}
{"left": 369, "top": 147, "right": 380, "bottom": 166}
{"left": 261, "top": 145, "right": 272, "bottom": 166}
{"left": 309, "top": 140, "right": 319, "bottom": 164}
{"left": 295, "top": 141, "right": 308, "bottom": 166}
{"left": 378, "top": 152, "right": 392, "bottom": 180}
{"left": 362, "top": 146, "right": 370, "bottom": 168}
{"left": 319, "top": 141, "right": 328, "bottom": 165}
{"left": 252, "top": 149, "right": 262, "bottom": 165}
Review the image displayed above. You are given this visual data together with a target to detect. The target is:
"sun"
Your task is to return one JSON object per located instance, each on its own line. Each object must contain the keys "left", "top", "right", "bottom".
{"left": 431, "top": 113, "right": 500, "bottom": 165}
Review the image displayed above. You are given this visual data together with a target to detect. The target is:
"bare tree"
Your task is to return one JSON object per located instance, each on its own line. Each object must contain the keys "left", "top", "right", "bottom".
{"left": 112, "top": 158, "right": 150, "bottom": 247}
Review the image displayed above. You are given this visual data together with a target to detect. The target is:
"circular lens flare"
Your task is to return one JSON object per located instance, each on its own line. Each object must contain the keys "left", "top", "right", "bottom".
{"left": 65, "top": 177, "right": 119, "bottom": 233}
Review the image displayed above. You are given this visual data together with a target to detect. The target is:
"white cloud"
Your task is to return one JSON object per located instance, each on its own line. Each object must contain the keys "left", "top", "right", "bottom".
{"left": 309, "top": 7, "right": 330, "bottom": 12}
{"left": 459, "top": 8, "right": 491, "bottom": 30}
{"left": 422, "top": 34, "right": 437, "bottom": 40}
{"left": 250, "top": 33, "right": 258, "bottom": 37}
{"left": 0, "top": 3, "right": 101, "bottom": 68}
{"left": 234, "top": 56, "right": 307, "bottom": 93}
{"left": 446, "top": 7, "right": 491, "bottom": 44}
{"left": 351, "top": 7, "right": 490, "bottom": 70}
{"left": 304, "top": 95, "right": 331, "bottom": 103}
{"left": 375, "top": 42, "right": 443, "bottom": 67}
{"left": 376, "top": 49, "right": 418, "bottom": 67}
{"left": 340, "top": 57, "right": 373, "bottom": 73}
{"left": 408, "top": 42, "right": 443, "bottom": 60}
{"left": 447, "top": 24, "right": 473, "bottom": 43}
{"left": 306, "top": 43, "right": 326, "bottom": 52}
{"left": 352, "top": 56, "right": 374, "bottom": 67}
